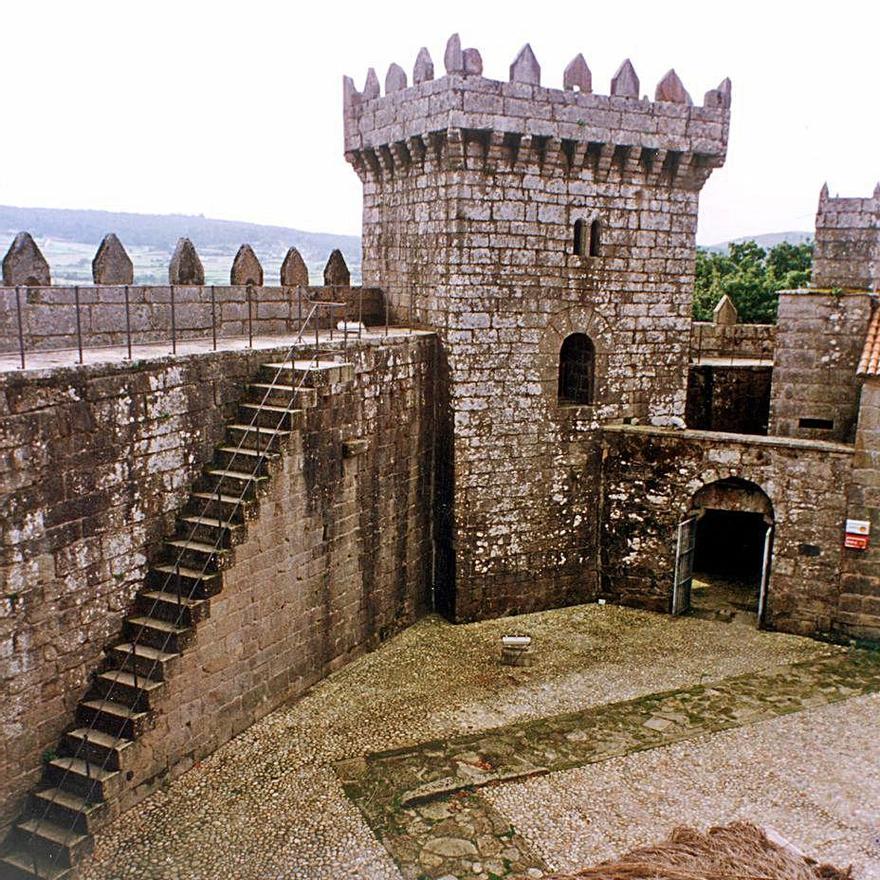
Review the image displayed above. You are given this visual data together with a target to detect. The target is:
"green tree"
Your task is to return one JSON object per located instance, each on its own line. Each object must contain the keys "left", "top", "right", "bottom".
{"left": 693, "top": 240, "right": 813, "bottom": 324}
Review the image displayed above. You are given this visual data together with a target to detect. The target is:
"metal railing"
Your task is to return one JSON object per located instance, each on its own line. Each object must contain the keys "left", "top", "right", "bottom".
{"left": 3, "top": 283, "right": 382, "bottom": 370}
{"left": 20, "top": 296, "right": 358, "bottom": 875}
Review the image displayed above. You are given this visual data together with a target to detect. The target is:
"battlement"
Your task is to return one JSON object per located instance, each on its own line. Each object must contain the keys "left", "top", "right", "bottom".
{"left": 813, "top": 183, "right": 880, "bottom": 290}
{"left": 0, "top": 233, "right": 385, "bottom": 363}
{"left": 344, "top": 34, "right": 730, "bottom": 188}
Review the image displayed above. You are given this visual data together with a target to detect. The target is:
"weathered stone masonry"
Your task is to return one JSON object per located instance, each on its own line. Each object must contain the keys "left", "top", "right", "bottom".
{"left": 0, "top": 332, "right": 435, "bottom": 836}
{"left": 345, "top": 39, "right": 730, "bottom": 620}
{"left": 2, "top": 34, "right": 880, "bottom": 877}
{"left": 0, "top": 284, "right": 385, "bottom": 355}
{"left": 599, "top": 425, "right": 853, "bottom": 634}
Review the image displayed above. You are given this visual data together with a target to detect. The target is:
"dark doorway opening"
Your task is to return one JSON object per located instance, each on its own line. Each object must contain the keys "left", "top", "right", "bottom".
{"left": 692, "top": 509, "right": 766, "bottom": 622}
{"left": 558, "top": 333, "right": 595, "bottom": 405}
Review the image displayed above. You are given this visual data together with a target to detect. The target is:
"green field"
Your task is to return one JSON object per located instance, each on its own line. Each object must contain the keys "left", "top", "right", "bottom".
{"left": 0, "top": 205, "right": 362, "bottom": 286}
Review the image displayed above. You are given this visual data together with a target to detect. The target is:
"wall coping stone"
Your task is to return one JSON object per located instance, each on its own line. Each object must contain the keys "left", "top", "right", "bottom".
{"left": 601, "top": 423, "right": 855, "bottom": 456}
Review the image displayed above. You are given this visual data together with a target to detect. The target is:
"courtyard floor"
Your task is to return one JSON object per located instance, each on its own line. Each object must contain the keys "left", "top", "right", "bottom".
{"left": 78, "top": 605, "right": 880, "bottom": 880}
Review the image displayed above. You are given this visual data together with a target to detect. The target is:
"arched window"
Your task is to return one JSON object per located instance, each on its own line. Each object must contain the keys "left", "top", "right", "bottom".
{"left": 558, "top": 333, "right": 595, "bottom": 405}
{"left": 589, "top": 219, "right": 601, "bottom": 256}
{"left": 572, "top": 218, "right": 601, "bottom": 257}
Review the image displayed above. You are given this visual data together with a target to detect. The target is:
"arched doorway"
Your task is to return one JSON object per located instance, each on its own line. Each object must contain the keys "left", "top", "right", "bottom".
{"left": 673, "top": 478, "right": 773, "bottom": 626}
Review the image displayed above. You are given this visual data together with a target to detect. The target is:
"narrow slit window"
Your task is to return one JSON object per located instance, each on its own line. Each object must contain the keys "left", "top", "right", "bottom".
{"left": 798, "top": 417, "right": 834, "bottom": 430}
{"left": 589, "top": 219, "right": 601, "bottom": 256}
{"left": 558, "top": 333, "right": 595, "bottom": 405}
{"left": 573, "top": 219, "right": 587, "bottom": 256}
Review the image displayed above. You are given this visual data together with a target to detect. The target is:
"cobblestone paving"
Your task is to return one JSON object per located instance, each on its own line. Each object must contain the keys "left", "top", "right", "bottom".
{"left": 77, "top": 605, "right": 861, "bottom": 879}
{"left": 486, "top": 693, "right": 880, "bottom": 879}
{"left": 339, "top": 650, "right": 880, "bottom": 879}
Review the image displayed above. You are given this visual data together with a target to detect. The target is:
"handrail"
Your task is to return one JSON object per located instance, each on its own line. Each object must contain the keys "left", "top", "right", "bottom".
{"left": 22, "top": 298, "right": 351, "bottom": 873}
{"left": 3, "top": 284, "right": 374, "bottom": 369}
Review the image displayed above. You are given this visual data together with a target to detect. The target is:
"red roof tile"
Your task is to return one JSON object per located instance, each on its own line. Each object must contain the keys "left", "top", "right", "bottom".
{"left": 858, "top": 308, "right": 880, "bottom": 376}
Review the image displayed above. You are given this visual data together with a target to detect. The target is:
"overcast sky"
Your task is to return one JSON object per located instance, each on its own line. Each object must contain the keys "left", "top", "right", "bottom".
{"left": 2, "top": 0, "right": 877, "bottom": 245}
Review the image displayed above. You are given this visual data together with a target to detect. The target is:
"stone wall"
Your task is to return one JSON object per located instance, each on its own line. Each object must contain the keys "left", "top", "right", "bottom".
{"left": 769, "top": 289, "right": 872, "bottom": 443}
{"left": 0, "top": 285, "right": 385, "bottom": 355}
{"left": 685, "top": 365, "right": 772, "bottom": 435}
{"left": 840, "top": 378, "right": 880, "bottom": 639}
{"left": 600, "top": 425, "right": 853, "bottom": 636}
{"left": 345, "top": 45, "right": 730, "bottom": 620}
{"left": 0, "top": 333, "right": 435, "bottom": 831}
{"left": 689, "top": 321, "right": 775, "bottom": 362}
{"left": 812, "top": 186, "right": 880, "bottom": 291}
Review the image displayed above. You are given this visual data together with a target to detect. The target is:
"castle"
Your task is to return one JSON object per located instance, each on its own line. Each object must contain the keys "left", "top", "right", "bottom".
{"left": 1, "top": 35, "right": 879, "bottom": 878}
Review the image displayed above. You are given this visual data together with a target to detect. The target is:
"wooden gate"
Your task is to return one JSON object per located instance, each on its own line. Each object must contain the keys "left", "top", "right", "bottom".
{"left": 756, "top": 523, "right": 774, "bottom": 625}
{"left": 672, "top": 515, "right": 697, "bottom": 615}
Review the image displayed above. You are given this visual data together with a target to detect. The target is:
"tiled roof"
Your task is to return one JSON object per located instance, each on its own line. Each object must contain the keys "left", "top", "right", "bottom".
{"left": 858, "top": 308, "right": 880, "bottom": 376}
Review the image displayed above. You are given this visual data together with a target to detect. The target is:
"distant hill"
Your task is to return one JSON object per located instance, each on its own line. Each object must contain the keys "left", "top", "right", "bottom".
{"left": 0, "top": 205, "right": 361, "bottom": 286}
{"left": 1, "top": 204, "right": 812, "bottom": 283}
{"left": 705, "top": 231, "right": 812, "bottom": 253}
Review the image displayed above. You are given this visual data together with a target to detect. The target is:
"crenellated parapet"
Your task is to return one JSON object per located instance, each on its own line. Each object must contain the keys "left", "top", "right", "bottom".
{"left": 813, "top": 183, "right": 880, "bottom": 291}
{"left": 1, "top": 233, "right": 352, "bottom": 290}
{"left": 0, "top": 234, "right": 388, "bottom": 362}
{"left": 344, "top": 34, "right": 730, "bottom": 189}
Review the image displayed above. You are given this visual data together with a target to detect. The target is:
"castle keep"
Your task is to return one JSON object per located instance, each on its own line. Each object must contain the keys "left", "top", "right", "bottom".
{"left": 345, "top": 37, "right": 730, "bottom": 619}
{"left": 1, "top": 34, "right": 879, "bottom": 878}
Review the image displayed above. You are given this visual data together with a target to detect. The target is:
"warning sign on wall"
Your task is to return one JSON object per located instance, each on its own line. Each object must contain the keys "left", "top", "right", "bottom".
{"left": 844, "top": 519, "right": 871, "bottom": 550}
{"left": 845, "top": 533, "right": 870, "bottom": 550}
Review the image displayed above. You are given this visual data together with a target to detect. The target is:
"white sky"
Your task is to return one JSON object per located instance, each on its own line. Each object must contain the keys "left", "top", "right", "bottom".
{"left": 2, "top": 0, "right": 877, "bottom": 245}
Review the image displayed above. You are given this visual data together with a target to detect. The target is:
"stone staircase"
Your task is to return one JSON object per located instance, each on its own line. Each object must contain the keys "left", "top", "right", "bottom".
{"left": 0, "top": 357, "right": 354, "bottom": 880}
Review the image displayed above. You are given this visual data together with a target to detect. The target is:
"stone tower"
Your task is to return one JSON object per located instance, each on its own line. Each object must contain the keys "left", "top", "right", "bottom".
{"left": 344, "top": 36, "right": 731, "bottom": 620}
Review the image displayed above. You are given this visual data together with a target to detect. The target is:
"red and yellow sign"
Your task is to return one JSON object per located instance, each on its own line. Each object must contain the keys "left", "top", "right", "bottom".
{"left": 844, "top": 533, "right": 869, "bottom": 550}
{"left": 844, "top": 518, "right": 870, "bottom": 551}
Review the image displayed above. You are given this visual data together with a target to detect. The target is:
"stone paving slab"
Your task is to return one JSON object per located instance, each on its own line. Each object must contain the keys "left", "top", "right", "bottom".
{"left": 339, "top": 650, "right": 880, "bottom": 880}
{"left": 0, "top": 327, "right": 425, "bottom": 374}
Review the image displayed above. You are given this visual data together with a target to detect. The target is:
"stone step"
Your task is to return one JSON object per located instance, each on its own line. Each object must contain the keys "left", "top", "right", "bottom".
{"left": 163, "top": 537, "right": 231, "bottom": 573}
{"left": 0, "top": 849, "right": 73, "bottom": 880}
{"left": 108, "top": 642, "right": 179, "bottom": 682}
{"left": 61, "top": 726, "right": 135, "bottom": 772}
{"left": 12, "top": 817, "right": 92, "bottom": 867}
{"left": 225, "top": 423, "right": 291, "bottom": 453}
{"left": 43, "top": 756, "right": 122, "bottom": 803}
{"left": 212, "top": 445, "right": 277, "bottom": 479}
{"left": 248, "top": 383, "right": 317, "bottom": 409}
{"left": 199, "top": 467, "right": 268, "bottom": 500}
{"left": 27, "top": 786, "right": 109, "bottom": 836}
{"left": 76, "top": 696, "right": 150, "bottom": 742}
{"left": 124, "top": 615, "right": 193, "bottom": 654}
{"left": 93, "top": 669, "right": 164, "bottom": 712}
{"left": 186, "top": 492, "right": 252, "bottom": 527}
{"left": 238, "top": 402, "right": 304, "bottom": 431}
{"left": 148, "top": 563, "right": 223, "bottom": 599}
{"left": 260, "top": 359, "right": 354, "bottom": 386}
{"left": 136, "top": 588, "right": 210, "bottom": 627}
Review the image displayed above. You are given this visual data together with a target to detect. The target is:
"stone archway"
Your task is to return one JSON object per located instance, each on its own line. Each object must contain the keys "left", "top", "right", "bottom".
{"left": 675, "top": 478, "right": 774, "bottom": 625}
{"left": 537, "top": 303, "right": 614, "bottom": 406}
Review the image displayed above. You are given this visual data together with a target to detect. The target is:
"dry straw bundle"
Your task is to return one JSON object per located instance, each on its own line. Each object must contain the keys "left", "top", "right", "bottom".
{"left": 541, "top": 822, "right": 852, "bottom": 880}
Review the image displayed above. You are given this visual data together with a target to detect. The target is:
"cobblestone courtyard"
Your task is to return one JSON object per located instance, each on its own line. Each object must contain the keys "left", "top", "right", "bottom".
{"left": 78, "top": 605, "right": 880, "bottom": 880}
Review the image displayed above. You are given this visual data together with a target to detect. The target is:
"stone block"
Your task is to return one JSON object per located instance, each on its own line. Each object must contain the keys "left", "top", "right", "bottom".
{"left": 92, "top": 234, "right": 134, "bottom": 285}
{"left": 3, "top": 233, "right": 50, "bottom": 286}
